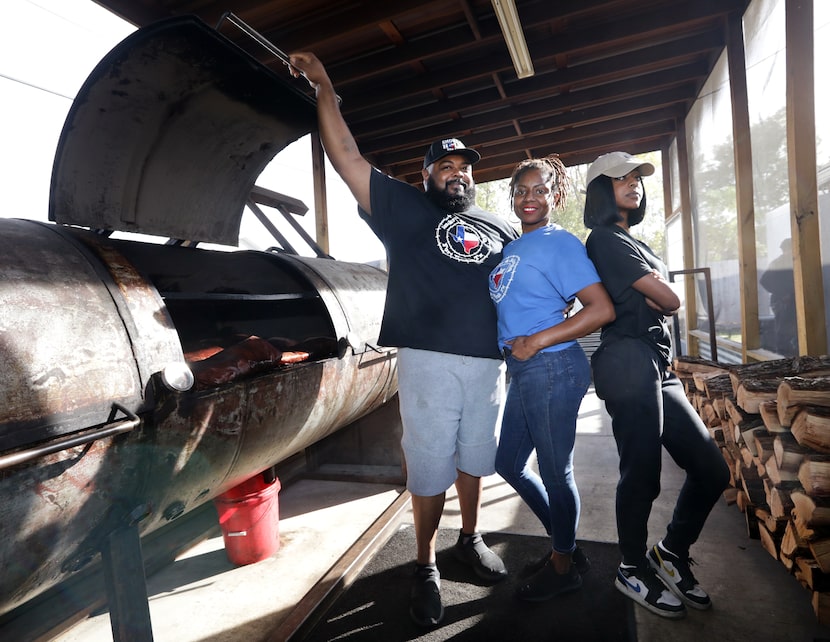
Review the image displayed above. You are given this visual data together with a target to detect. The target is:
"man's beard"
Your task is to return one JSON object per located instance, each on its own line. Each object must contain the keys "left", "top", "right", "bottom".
{"left": 425, "top": 175, "right": 476, "bottom": 213}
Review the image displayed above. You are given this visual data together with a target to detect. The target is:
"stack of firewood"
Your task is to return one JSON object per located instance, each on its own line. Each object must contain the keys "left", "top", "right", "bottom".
{"left": 673, "top": 354, "right": 830, "bottom": 625}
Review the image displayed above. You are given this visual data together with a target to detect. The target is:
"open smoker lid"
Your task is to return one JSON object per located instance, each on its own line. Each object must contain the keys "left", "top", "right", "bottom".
{"left": 49, "top": 16, "right": 317, "bottom": 245}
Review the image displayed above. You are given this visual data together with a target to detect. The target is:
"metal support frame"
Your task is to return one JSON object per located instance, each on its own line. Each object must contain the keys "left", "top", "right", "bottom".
{"left": 669, "top": 267, "right": 718, "bottom": 362}
{"left": 102, "top": 516, "right": 154, "bottom": 641}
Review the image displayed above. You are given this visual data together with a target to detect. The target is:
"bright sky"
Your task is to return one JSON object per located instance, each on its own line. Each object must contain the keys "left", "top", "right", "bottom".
{"left": 0, "top": 0, "right": 385, "bottom": 264}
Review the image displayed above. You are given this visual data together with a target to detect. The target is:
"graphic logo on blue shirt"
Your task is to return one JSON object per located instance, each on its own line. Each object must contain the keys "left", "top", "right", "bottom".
{"left": 489, "top": 254, "right": 519, "bottom": 302}
{"left": 435, "top": 215, "right": 492, "bottom": 264}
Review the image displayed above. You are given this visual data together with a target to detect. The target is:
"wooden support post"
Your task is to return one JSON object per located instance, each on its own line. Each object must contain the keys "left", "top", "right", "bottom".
{"left": 311, "top": 132, "right": 331, "bottom": 256}
{"left": 101, "top": 522, "right": 154, "bottom": 642}
{"left": 726, "top": 11, "right": 760, "bottom": 360}
{"left": 785, "top": 0, "right": 827, "bottom": 356}
{"left": 675, "top": 121, "right": 699, "bottom": 356}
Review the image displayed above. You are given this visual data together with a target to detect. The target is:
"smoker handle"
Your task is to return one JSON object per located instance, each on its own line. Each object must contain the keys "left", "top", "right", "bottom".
{"left": 216, "top": 12, "right": 343, "bottom": 105}
{"left": 0, "top": 404, "right": 140, "bottom": 471}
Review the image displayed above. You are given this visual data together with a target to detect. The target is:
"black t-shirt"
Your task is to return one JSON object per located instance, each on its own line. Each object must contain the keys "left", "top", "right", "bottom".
{"left": 359, "top": 169, "right": 518, "bottom": 358}
{"left": 585, "top": 224, "right": 672, "bottom": 366}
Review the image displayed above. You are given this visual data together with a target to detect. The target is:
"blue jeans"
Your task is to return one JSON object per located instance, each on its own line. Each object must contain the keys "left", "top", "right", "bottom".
{"left": 495, "top": 344, "right": 591, "bottom": 555}
{"left": 592, "top": 337, "right": 731, "bottom": 565}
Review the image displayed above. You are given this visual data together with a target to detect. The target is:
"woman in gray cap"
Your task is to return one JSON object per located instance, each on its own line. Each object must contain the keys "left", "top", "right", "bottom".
{"left": 583, "top": 152, "right": 729, "bottom": 620}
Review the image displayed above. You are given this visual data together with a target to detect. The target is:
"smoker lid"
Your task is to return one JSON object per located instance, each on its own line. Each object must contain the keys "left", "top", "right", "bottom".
{"left": 49, "top": 16, "right": 317, "bottom": 246}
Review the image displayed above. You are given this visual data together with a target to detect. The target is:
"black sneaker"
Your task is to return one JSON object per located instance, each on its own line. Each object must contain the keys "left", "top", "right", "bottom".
{"left": 615, "top": 563, "right": 686, "bottom": 619}
{"left": 648, "top": 540, "right": 712, "bottom": 610}
{"left": 572, "top": 546, "right": 591, "bottom": 574}
{"left": 410, "top": 563, "right": 443, "bottom": 627}
{"left": 516, "top": 559, "right": 582, "bottom": 602}
{"left": 522, "top": 545, "right": 591, "bottom": 577}
{"left": 452, "top": 531, "right": 508, "bottom": 582}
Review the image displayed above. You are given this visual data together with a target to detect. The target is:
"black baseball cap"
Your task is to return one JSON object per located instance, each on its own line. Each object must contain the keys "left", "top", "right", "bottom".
{"left": 423, "top": 138, "right": 481, "bottom": 168}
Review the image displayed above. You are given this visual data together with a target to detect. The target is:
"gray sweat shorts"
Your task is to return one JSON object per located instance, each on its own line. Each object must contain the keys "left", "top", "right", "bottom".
{"left": 397, "top": 347, "right": 506, "bottom": 497}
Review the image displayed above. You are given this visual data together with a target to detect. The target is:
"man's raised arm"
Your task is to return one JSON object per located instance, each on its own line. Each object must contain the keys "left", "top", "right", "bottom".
{"left": 288, "top": 52, "right": 373, "bottom": 214}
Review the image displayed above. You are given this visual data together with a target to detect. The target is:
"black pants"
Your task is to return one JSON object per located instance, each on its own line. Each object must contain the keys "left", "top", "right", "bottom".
{"left": 592, "top": 338, "right": 730, "bottom": 566}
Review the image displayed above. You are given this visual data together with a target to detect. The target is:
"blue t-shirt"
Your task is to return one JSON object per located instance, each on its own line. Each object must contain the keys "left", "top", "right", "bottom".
{"left": 489, "top": 224, "right": 600, "bottom": 352}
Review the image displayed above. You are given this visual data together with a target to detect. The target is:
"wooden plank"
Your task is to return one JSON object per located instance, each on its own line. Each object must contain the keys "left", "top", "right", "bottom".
{"left": 269, "top": 490, "right": 412, "bottom": 641}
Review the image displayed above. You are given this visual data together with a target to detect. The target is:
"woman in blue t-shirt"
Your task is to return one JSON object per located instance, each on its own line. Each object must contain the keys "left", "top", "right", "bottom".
{"left": 489, "top": 156, "right": 614, "bottom": 601}
{"left": 583, "top": 151, "right": 730, "bottom": 620}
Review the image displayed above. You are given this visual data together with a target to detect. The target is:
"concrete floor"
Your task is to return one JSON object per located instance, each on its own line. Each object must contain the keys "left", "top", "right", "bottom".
{"left": 54, "top": 388, "right": 830, "bottom": 642}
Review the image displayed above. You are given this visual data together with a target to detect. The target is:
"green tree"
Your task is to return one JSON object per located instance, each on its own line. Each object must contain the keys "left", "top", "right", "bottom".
{"left": 692, "top": 106, "right": 789, "bottom": 263}
{"left": 475, "top": 179, "right": 511, "bottom": 220}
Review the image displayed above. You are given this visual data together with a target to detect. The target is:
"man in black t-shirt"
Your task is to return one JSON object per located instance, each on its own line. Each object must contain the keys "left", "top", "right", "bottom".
{"left": 288, "top": 52, "right": 518, "bottom": 628}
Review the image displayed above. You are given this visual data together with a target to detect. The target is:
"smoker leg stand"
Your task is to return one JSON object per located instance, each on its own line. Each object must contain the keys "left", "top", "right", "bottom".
{"left": 101, "top": 522, "right": 154, "bottom": 641}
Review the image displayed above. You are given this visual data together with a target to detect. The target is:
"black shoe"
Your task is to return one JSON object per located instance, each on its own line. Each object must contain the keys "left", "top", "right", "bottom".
{"left": 648, "top": 541, "right": 712, "bottom": 610}
{"left": 452, "top": 531, "right": 508, "bottom": 582}
{"left": 572, "top": 546, "right": 591, "bottom": 574}
{"left": 522, "top": 545, "right": 591, "bottom": 577}
{"left": 410, "top": 564, "right": 443, "bottom": 627}
{"left": 516, "top": 560, "right": 582, "bottom": 602}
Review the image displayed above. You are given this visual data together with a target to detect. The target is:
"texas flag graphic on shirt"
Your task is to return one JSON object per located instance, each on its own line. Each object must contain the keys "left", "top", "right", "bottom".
{"left": 489, "top": 255, "right": 519, "bottom": 303}
{"left": 449, "top": 224, "right": 481, "bottom": 254}
{"left": 435, "top": 214, "right": 493, "bottom": 264}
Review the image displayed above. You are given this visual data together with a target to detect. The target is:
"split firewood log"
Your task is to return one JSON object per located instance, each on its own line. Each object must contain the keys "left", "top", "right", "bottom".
{"left": 799, "top": 456, "right": 830, "bottom": 498}
{"left": 792, "top": 491, "right": 830, "bottom": 527}
{"left": 755, "top": 506, "right": 788, "bottom": 535}
{"left": 809, "top": 537, "right": 830, "bottom": 574}
{"left": 734, "top": 417, "right": 766, "bottom": 450}
{"left": 775, "top": 432, "right": 810, "bottom": 471}
{"left": 791, "top": 407, "right": 830, "bottom": 454}
{"left": 782, "top": 519, "right": 811, "bottom": 560}
{"left": 767, "top": 484, "right": 796, "bottom": 520}
{"left": 795, "top": 557, "right": 830, "bottom": 592}
{"left": 759, "top": 400, "right": 791, "bottom": 433}
{"left": 753, "top": 430, "right": 775, "bottom": 463}
{"left": 778, "top": 377, "right": 830, "bottom": 428}
{"left": 726, "top": 396, "right": 760, "bottom": 427}
{"left": 766, "top": 455, "right": 800, "bottom": 486}
{"left": 672, "top": 355, "right": 727, "bottom": 375}
{"left": 757, "top": 521, "right": 780, "bottom": 560}
{"left": 729, "top": 356, "right": 830, "bottom": 392}
{"left": 737, "top": 378, "right": 782, "bottom": 414}
{"left": 728, "top": 357, "right": 830, "bottom": 413}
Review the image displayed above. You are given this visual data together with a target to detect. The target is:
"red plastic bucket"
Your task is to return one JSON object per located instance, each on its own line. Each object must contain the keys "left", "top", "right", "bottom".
{"left": 213, "top": 474, "right": 281, "bottom": 565}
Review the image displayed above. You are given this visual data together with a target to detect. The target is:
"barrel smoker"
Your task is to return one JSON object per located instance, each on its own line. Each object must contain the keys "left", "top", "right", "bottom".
{"left": 0, "top": 16, "right": 397, "bottom": 624}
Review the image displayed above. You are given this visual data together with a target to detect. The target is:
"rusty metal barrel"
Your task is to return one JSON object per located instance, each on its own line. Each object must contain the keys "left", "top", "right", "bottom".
{"left": 0, "top": 218, "right": 395, "bottom": 616}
